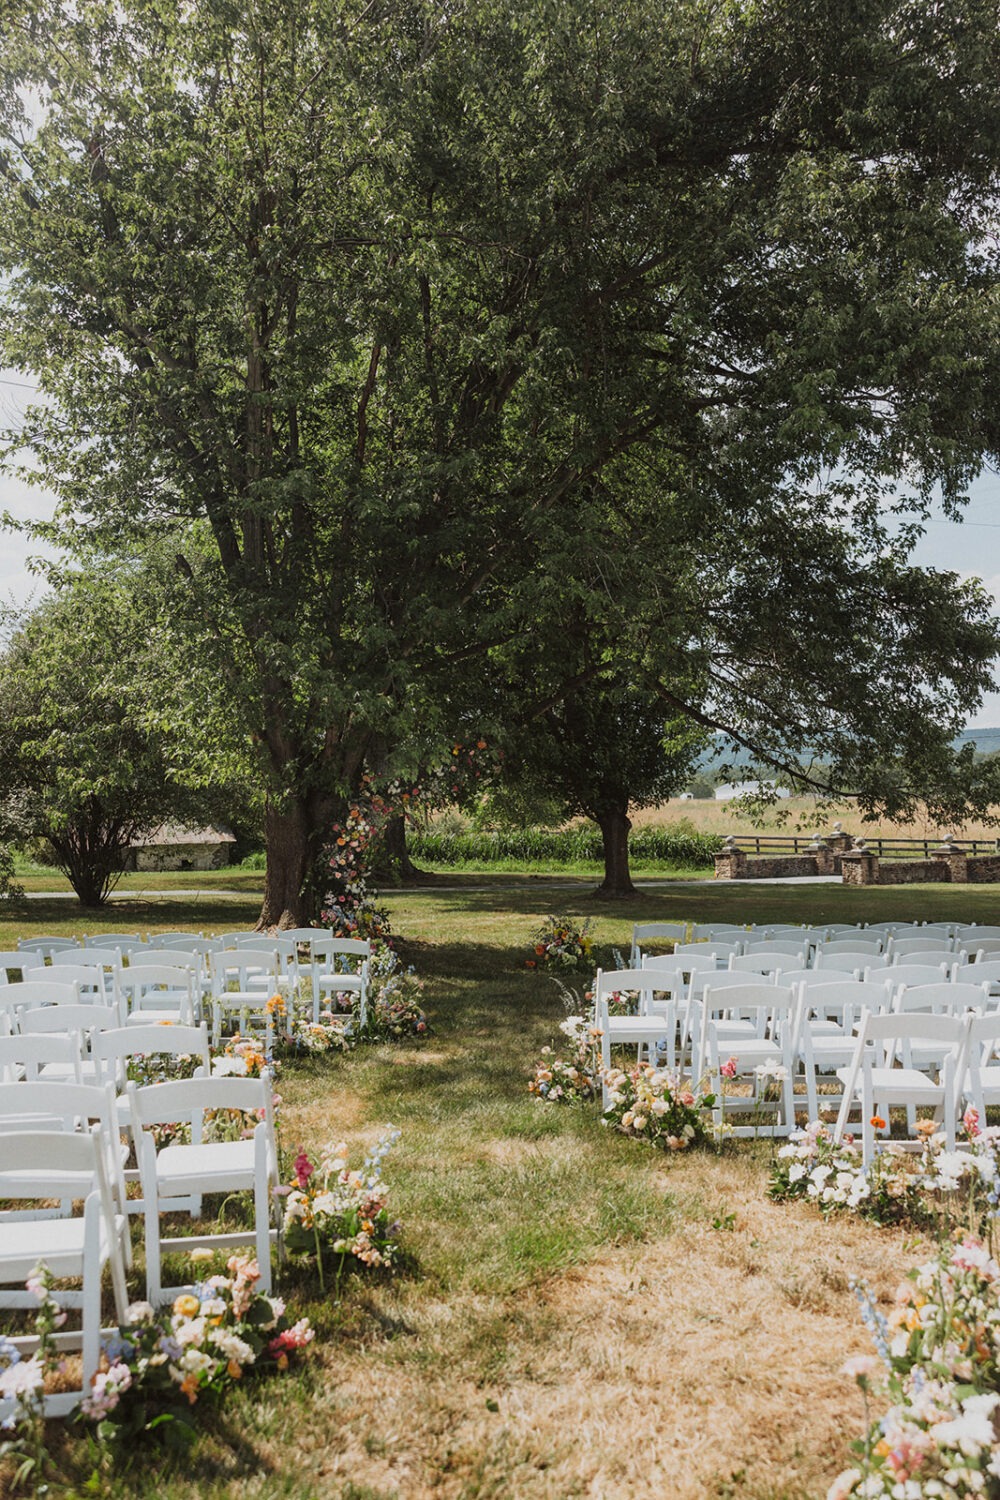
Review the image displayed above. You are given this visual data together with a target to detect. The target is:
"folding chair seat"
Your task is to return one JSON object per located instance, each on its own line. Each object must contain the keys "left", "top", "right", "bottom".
{"left": 128, "top": 1073, "right": 279, "bottom": 1303}
{"left": 93, "top": 1022, "right": 212, "bottom": 1211}
{"left": 833, "top": 1009, "right": 969, "bottom": 1164}
{"left": 0, "top": 1128, "right": 129, "bottom": 1421}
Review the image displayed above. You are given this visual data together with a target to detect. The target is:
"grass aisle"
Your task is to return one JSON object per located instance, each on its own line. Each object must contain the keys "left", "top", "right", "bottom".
{"left": 6, "top": 880, "right": 985, "bottom": 1498}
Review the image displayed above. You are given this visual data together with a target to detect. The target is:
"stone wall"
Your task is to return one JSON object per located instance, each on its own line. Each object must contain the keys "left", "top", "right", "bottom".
{"left": 134, "top": 842, "right": 233, "bottom": 872}
{"left": 967, "top": 855, "right": 1000, "bottom": 883}
{"left": 875, "top": 859, "right": 950, "bottom": 886}
{"left": 714, "top": 850, "right": 822, "bottom": 880}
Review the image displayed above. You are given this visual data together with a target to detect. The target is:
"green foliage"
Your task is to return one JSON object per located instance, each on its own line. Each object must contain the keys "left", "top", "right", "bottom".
{"left": 0, "top": 569, "right": 239, "bottom": 906}
{"left": 2, "top": 0, "right": 1000, "bottom": 921}
{"left": 408, "top": 824, "right": 722, "bottom": 868}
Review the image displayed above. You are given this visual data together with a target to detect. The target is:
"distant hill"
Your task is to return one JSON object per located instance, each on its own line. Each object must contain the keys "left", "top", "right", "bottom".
{"left": 957, "top": 727, "right": 1000, "bottom": 756}
{"left": 695, "top": 727, "right": 1000, "bottom": 775}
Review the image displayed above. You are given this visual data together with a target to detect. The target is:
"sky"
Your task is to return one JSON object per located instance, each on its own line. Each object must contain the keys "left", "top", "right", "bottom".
{"left": 1, "top": 367, "right": 1000, "bottom": 726}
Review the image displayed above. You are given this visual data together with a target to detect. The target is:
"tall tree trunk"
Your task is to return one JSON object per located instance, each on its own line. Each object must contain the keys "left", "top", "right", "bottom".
{"left": 378, "top": 812, "right": 422, "bottom": 882}
{"left": 593, "top": 805, "right": 636, "bottom": 898}
{"left": 259, "top": 797, "right": 320, "bottom": 928}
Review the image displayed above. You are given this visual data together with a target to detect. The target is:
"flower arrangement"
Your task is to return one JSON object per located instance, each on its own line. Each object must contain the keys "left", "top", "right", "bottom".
{"left": 771, "top": 1119, "right": 1000, "bottom": 1229}
{"left": 525, "top": 915, "right": 593, "bottom": 972}
{"left": 833, "top": 1237, "right": 1000, "bottom": 1498}
{"left": 528, "top": 1016, "right": 601, "bottom": 1103}
{"left": 602, "top": 1063, "right": 718, "bottom": 1150}
{"left": 271, "top": 1011, "right": 353, "bottom": 1056}
{"left": 281, "top": 1128, "right": 402, "bottom": 1291}
{"left": 79, "top": 1253, "right": 312, "bottom": 1439}
{"left": 363, "top": 950, "right": 428, "bottom": 1040}
{"left": 211, "top": 1035, "right": 270, "bottom": 1079}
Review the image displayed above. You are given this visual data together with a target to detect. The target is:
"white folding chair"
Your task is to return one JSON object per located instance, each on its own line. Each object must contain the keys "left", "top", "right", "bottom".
{"left": 833, "top": 1009, "right": 969, "bottom": 1164}
{"left": 0, "top": 1030, "right": 84, "bottom": 1085}
{"left": 816, "top": 950, "right": 890, "bottom": 975}
{"left": 0, "top": 1128, "right": 129, "bottom": 1420}
{"left": 962, "top": 1012, "right": 1000, "bottom": 1123}
{"left": 128, "top": 1073, "right": 279, "bottom": 1303}
{"left": 794, "top": 978, "right": 892, "bottom": 1122}
{"left": 952, "top": 959, "right": 1000, "bottom": 1005}
{"left": 729, "top": 950, "right": 804, "bottom": 976}
{"left": 593, "top": 968, "right": 671, "bottom": 1106}
{"left": 0, "top": 951, "right": 32, "bottom": 983}
{"left": 698, "top": 983, "right": 797, "bottom": 1137}
{"left": 310, "top": 938, "right": 371, "bottom": 1025}
{"left": 210, "top": 953, "right": 285, "bottom": 1043}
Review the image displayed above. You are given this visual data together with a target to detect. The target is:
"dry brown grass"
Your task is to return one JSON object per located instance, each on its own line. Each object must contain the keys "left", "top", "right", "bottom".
{"left": 631, "top": 796, "right": 1000, "bottom": 843}
{"left": 268, "top": 1152, "right": 921, "bottom": 1500}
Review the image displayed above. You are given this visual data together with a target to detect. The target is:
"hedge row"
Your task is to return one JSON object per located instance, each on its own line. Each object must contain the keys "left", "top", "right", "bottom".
{"left": 407, "top": 826, "right": 723, "bottom": 868}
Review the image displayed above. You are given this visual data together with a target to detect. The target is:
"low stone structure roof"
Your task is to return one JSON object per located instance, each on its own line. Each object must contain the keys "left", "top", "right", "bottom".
{"left": 132, "top": 824, "right": 237, "bottom": 847}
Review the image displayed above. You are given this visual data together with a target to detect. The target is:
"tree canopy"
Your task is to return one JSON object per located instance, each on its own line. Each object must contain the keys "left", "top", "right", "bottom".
{"left": 1, "top": 0, "right": 999, "bottom": 919}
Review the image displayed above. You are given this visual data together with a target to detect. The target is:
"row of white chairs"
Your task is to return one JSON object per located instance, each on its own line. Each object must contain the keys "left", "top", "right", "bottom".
{"left": 0, "top": 1067, "right": 278, "bottom": 1422}
{"left": 630, "top": 920, "right": 1000, "bottom": 965}
{"left": 1, "top": 932, "right": 371, "bottom": 1036}
{"left": 594, "top": 963, "right": 1000, "bottom": 1157}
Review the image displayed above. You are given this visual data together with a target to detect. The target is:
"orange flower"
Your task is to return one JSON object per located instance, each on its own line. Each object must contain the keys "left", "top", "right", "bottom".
{"left": 534, "top": 944, "right": 545, "bottom": 956}
{"left": 227, "top": 1360, "right": 243, "bottom": 1380}
{"left": 180, "top": 1372, "right": 200, "bottom": 1405}
{"left": 870, "top": 1115, "right": 887, "bottom": 1130}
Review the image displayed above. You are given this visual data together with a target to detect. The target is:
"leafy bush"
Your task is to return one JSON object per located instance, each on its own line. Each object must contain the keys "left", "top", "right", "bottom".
{"left": 408, "top": 825, "right": 722, "bottom": 868}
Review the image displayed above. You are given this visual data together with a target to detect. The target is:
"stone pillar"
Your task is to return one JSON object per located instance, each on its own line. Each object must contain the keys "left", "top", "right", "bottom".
{"left": 932, "top": 836, "right": 968, "bottom": 884}
{"left": 806, "top": 837, "right": 834, "bottom": 876}
{"left": 826, "top": 821, "right": 854, "bottom": 855}
{"left": 840, "top": 841, "right": 880, "bottom": 886}
{"left": 714, "top": 835, "right": 747, "bottom": 880}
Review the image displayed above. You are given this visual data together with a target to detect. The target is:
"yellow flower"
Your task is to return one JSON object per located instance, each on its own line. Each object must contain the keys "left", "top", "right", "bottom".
{"left": 172, "top": 1293, "right": 200, "bottom": 1319}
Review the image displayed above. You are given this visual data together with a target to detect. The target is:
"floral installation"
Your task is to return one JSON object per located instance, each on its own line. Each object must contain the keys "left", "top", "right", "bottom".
{"left": 770, "top": 1117, "right": 1000, "bottom": 1229}
{"left": 78, "top": 1253, "right": 313, "bottom": 1441}
{"left": 211, "top": 1034, "right": 271, "bottom": 1079}
{"left": 525, "top": 915, "right": 593, "bottom": 972}
{"left": 602, "top": 1063, "right": 718, "bottom": 1151}
{"left": 363, "top": 949, "right": 428, "bottom": 1041}
{"left": 271, "top": 1011, "right": 354, "bottom": 1056}
{"left": 281, "top": 1128, "right": 402, "bottom": 1291}
{"left": 528, "top": 1015, "right": 602, "bottom": 1103}
{"left": 125, "top": 1041, "right": 204, "bottom": 1089}
{"left": 832, "top": 1236, "right": 1000, "bottom": 1498}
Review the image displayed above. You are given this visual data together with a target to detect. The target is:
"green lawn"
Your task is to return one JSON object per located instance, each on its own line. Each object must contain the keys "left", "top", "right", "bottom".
{"left": 0, "top": 877, "right": 988, "bottom": 1498}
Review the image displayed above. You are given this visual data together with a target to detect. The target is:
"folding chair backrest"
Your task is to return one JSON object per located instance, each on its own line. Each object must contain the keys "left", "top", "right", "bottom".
{"left": 968, "top": 939, "right": 1000, "bottom": 961}
{"left": 690, "top": 925, "right": 747, "bottom": 941}
{"left": 593, "top": 968, "right": 651, "bottom": 1005}
{"left": 891, "top": 935, "right": 954, "bottom": 958}
{"left": 630, "top": 922, "right": 688, "bottom": 963}
{"left": 0, "top": 1030, "right": 83, "bottom": 1083}
{"left": 817, "top": 938, "right": 884, "bottom": 956}
{"left": 148, "top": 932, "right": 203, "bottom": 947}
{"left": 884, "top": 963, "right": 949, "bottom": 991}
{"left": 781, "top": 968, "right": 855, "bottom": 989}
{"left": 11, "top": 978, "right": 81, "bottom": 1009}
{"left": 743, "top": 940, "right": 808, "bottom": 957}
{"left": 958, "top": 925, "right": 1000, "bottom": 944}
{"left": 23, "top": 963, "right": 111, "bottom": 1002}
{"left": 58, "top": 946, "right": 124, "bottom": 968}
{"left": 131, "top": 950, "right": 201, "bottom": 971}
{"left": 0, "top": 1079, "right": 125, "bottom": 1196}
{"left": 92, "top": 1021, "right": 211, "bottom": 1087}
{"left": 953, "top": 960, "right": 1000, "bottom": 991}
{"left": 690, "top": 967, "right": 775, "bottom": 999}
{"left": 17, "top": 937, "right": 80, "bottom": 959}
{"left": 893, "top": 982, "right": 987, "bottom": 1015}
{"left": 816, "top": 951, "right": 887, "bottom": 973}
{"left": 311, "top": 938, "right": 371, "bottom": 970}
{"left": 729, "top": 952, "right": 803, "bottom": 974}
{"left": 20, "top": 1002, "right": 121, "bottom": 1036}
{"left": 85, "top": 932, "right": 142, "bottom": 949}
{"left": 129, "top": 1072, "right": 272, "bottom": 1137}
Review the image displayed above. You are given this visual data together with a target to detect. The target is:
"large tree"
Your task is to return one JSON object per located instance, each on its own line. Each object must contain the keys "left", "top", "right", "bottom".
{"left": 2, "top": 0, "right": 1000, "bottom": 922}
{"left": 0, "top": 572, "right": 219, "bottom": 905}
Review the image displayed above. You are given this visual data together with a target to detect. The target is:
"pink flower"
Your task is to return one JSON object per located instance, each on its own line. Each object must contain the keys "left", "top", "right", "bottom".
{"left": 720, "top": 1057, "right": 738, "bottom": 1079}
{"left": 964, "top": 1105, "right": 981, "bottom": 1139}
{"left": 293, "top": 1151, "right": 315, "bottom": 1190}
